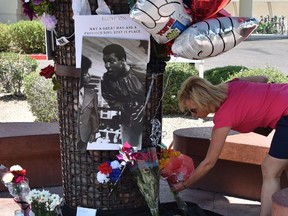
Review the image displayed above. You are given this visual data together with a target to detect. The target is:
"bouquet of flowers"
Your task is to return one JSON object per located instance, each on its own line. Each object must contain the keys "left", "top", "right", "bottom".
{"left": 96, "top": 160, "right": 123, "bottom": 184}
{"left": 159, "top": 148, "right": 195, "bottom": 216}
{"left": 26, "top": 189, "right": 62, "bottom": 216}
{"left": 117, "top": 142, "right": 160, "bottom": 216}
{"left": 21, "top": 0, "right": 57, "bottom": 31}
{"left": 96, "top": 142, "right": 160, "bottom": 216}
{"left": 1, "top": 165, "right": 31, "bottom": 216}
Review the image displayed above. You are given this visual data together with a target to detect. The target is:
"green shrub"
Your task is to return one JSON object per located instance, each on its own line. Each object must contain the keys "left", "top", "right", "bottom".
{"left": 228, "top": 66, "right": 288, "bottom": 83}
{"left": 204, "top": 65, "right": 248, "bottom": 84}
{"left": 0, "top": 23, "right": 11, "bottom": 52}
{"left": 163, "top": 62, "right": 198, "bottom": 115}
{"left": 0, "top": 52, "right": 38, "bottom": 95}
{"left": 23, "top": 72, "right": 58, "bottom": 122}
{"left": 9, "top": 20, "right": 46, "bottom": 54}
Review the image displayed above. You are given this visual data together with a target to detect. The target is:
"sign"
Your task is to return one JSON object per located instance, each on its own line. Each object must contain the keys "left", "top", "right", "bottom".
{"left": 74, "top": 14, "right": 151, "bottom": 68}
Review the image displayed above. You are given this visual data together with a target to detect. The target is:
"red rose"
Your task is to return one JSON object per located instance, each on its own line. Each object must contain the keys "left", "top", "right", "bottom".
{"left": 17, "top": 169, "right": 26, "bottom": 176}
{"left": 40, "top": 65, "right": 55, "bottom": 79}
{"left": 13, "top": 175, "right": 25, "bottom": 183}
{"left": 11, "top": 169, "right": 26, "bottom": 176}
{"left": 98, "top": 162, "right": 112, "bottom": 175}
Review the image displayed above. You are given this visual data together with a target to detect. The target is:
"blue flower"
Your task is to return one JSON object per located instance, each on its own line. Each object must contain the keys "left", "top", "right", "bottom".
{"left": 110, "top": 168, "right": 121, "bottom": 182}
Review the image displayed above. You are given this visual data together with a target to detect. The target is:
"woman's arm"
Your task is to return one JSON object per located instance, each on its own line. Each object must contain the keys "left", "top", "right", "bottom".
{"left": 171, "top": 126, "right": 231, "bottom": 192}
{"left": 239, "top": 75, "right": 268, "bottom": 83}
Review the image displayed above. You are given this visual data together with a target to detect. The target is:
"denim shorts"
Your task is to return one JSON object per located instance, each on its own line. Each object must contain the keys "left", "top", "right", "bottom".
{"left": 269, "top": 116, "right": 288, "bottom": 159}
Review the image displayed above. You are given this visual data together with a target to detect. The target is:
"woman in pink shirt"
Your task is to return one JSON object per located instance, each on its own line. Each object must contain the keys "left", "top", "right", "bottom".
{"left": 173, "top": 75, "right": 288, "bottom": 216}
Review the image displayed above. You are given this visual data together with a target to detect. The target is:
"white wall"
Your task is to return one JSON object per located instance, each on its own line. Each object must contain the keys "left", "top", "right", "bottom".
{"left": 225, "top": 0, "right": 288, "bottom": 20}
{"left": 1, "top": 1, "right": 288, "bottom": 24}
{"left": 0, "top": 0, "right": 25, "bottom": 23}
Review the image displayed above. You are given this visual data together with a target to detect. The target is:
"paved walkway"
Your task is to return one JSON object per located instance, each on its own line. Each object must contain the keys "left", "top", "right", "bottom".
{"left": 0, "top": 180, "right": 260, "bottom": 216}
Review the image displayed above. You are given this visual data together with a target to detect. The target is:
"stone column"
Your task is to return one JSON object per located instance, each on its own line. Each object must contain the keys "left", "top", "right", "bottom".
{"left": 239, "top": 0, "right": 253, "bottom": 17}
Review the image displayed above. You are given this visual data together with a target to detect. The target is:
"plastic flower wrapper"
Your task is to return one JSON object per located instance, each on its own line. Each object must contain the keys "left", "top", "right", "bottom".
{"left": 1, "top": 165, "right": 31, "bottom": 216}
{"left": 117, "top": 142, "right": 160, "bottom": 216}
{"left": 26, "top": 189, "right": 63, "bottom": 216}
{"left": 0, "top": 164, "right": 8, "bottom": 179}
{"left": 159, "top": 148, "right": 195, "bottom": 216}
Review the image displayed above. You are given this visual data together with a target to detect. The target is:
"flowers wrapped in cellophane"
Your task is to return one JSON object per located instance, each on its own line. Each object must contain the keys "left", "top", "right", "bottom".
{"left": 117, "top": 142, "right": 160, "bottom": 216}
{"left": 1, "top": 165, "right": 31, "bottom": 216}
{"left": 159, "top": 148, "right": 195, "bottom": 216}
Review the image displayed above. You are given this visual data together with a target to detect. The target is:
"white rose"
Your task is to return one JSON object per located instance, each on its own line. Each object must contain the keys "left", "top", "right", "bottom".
{"left": 10, "top": 165, "right": 23, "bottom": 171}
{"left": 2, "top": 172, "right": 14, "bottom": 183}
{"left": 96, "top": 172, "right": 110, "bottom": 184}
{"left": 110, "top": 160, "right": 121, "bottom": 169}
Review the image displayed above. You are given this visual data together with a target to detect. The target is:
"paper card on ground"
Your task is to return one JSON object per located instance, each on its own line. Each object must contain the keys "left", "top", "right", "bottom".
{"left": 74, "top": 14, "right": 151, "bottom": 68}
{"left": 76, "top": 207, "right": 97, "bottom": 216}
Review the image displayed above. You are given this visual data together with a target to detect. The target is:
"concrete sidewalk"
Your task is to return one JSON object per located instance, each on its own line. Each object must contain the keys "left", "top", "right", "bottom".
{"left": 0, "top": 179, "right": 260, "bottom": 216}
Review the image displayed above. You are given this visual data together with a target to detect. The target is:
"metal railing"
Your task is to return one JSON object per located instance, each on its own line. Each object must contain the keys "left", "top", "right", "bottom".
{"left": 255, "top": 15, "right": 287, "bottom": 35}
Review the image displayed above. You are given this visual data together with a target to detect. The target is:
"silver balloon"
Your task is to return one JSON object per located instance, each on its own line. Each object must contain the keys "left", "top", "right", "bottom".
{"left": 171, "top": 17, "right": 259, "bottom": 59}
{"left": 130, "top": 0, "right": 192, "bottom": 44}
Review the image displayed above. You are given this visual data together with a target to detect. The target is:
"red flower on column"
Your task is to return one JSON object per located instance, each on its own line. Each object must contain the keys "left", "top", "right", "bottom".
{"left": 39, "top": 64, "right": 55, "bottom": 79}
{"left": 98, "top": 162, "right": 113, "bottom": 175}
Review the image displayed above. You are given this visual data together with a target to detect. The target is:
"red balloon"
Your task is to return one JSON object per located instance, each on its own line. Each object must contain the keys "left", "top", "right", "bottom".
{"left": 190, "top": 0, "right": 231, "bottom": 22}
{"left": 217, "top": 9, "right": 232, "bottom": 17}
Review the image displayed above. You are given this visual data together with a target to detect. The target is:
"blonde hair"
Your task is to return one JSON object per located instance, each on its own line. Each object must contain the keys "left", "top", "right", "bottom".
{"left": 178, "top": 76, "right": 228, "bottom": 113}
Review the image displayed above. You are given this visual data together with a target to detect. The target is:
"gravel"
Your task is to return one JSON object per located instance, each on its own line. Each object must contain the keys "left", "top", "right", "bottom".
{"left": 161, "top": 115, "right": 214, "bottom": 146}
{"left": 0, "top": 95, "right": 36, "bottom": 122}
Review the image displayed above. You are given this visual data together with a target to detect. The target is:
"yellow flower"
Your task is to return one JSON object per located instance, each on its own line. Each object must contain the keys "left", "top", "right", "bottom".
{"left": 159, "top": 149, "right": 181, "bottom": 169}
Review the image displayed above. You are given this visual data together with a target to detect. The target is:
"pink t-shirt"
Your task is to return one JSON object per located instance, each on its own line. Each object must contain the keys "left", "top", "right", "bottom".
{"left": 213, "top": 79, "right": 288, "bottom": 132}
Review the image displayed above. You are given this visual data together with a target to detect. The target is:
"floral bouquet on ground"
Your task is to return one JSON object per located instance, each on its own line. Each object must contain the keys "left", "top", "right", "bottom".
{"left": 117, "top": 142, "right": 160, "bottom": 216}
{"left": 159, "top": 148, "right": 195, "bottom": 216}
{"left": 26, "top": 189, "right": 63, "bottom": 216}
{"left": 95, "top": 142, "right": 160, "bottom": 216}
{"left": 1, "top": 165, "right": 31, "bottom": 216}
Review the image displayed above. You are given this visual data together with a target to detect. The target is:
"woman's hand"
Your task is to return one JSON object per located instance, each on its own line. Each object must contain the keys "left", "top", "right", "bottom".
{"left": 172, "top": 127, "right": 231, "bottom": 191}
{"left": 169, "top": 181, "right": 188, "bottom": 192}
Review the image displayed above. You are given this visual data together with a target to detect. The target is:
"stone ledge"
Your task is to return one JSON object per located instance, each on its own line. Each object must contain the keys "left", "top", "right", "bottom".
{"left": 0, "top": 122, "right": 59, "bottom": 138}
{"left": 0, "top": 122, "right": 62, "bottom": 191}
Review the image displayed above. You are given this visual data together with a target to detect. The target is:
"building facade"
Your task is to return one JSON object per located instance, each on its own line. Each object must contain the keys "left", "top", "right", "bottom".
{"left": 0, "top": 1, "right": 287, "bottom": 26}
{"left": 0, "top": 1, "right": 26, "bottom": 24}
